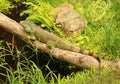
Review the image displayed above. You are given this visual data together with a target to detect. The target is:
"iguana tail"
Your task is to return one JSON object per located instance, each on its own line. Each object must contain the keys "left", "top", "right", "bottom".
{"left": 79, "top": 48, "right": 101, "bottom": 63}
{"left": 69, "top": 44, "right": 101, "bottom": 63}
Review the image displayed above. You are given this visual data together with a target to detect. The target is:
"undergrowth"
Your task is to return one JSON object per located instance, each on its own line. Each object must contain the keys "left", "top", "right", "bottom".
{"left": 0, "top": 0, "right": 120, "bottom": 84}
{"left": 20, "top": 0, "right": 120, "bottom": 60}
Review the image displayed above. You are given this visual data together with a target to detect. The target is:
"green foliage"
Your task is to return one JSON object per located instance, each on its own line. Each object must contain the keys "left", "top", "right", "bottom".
{"left": 98, "top": 20, "right": 120, "bottom": 59}
{"left": 69, "top": 0, "right": 120, "bottom": 59}
{"left": 0, "top": 0, "right": 14, "bottom": 13}
{"left": 20, "top": 0, "right": 120, "bottom": 59}
{"left": 0, "top": 43, "right": 46, "bottom": 84}
{"left": 0, "top": 40, "right": 3, "bottom": 48}
{"left": 20, "top": 1, "right": 77, "bottom": 36}
{"left": 0, "top": 41, "right": 7, "bottom": 73}
{"left": 6, "top": 61, "right": 46, "bottom": 84}
{"left": 0, "top": 0, "right": 120, "bottom": 83}
{"left": 20, "top": 0, "right": 87, "bottom": 38}
{"left": 21, "top": 0, "right": 65, "bottom": 36}
{"left": 58, "top": 68, "right": 120, "bottom": 84}
{"left": 83, "top": 0, "right": 112, "bottom": 22}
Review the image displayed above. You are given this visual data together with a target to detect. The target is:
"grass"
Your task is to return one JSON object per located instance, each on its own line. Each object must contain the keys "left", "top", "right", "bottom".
{"left": 6, "top": 61, "right": 46, "bottom": 84}
{"left": 58, "top": 68, "right": 120, "bottom": 84}
{"left": 0, "top": 0, "right": 120, "bottom": 84}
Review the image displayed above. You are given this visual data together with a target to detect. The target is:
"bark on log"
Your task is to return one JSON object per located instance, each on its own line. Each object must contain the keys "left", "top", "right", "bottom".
{"left": 0, "top": 13, "right": 120, "bottom": 70}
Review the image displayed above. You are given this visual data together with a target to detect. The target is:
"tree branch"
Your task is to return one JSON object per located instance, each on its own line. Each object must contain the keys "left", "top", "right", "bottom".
{"left": 0, "top": 13, "right": 120, "bottom": 70}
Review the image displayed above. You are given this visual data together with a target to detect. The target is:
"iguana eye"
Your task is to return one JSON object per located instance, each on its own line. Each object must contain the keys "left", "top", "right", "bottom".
{"left": 55, "top": 23, "right": 64, "bottom": 30}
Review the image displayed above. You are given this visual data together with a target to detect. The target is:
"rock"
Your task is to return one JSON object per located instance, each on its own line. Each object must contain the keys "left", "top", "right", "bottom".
{"left": 56, "top": 9, "right": 87, "bottom": 35}
{"left": 50, "top": 3, "right": 73, "bottom": 17}
{"left": 51, "top": 3, "right": 87, "bottom": 36}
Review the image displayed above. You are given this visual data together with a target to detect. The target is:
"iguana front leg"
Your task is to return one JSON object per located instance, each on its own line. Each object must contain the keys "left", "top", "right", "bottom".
{"left": 47, "top": 41, "right": 57, "bottom": 58}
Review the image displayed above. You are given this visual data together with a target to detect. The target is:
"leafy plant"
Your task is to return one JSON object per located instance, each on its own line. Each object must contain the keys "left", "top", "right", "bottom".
{"left": 0, "top": 0, "right": 14, "bottom": 13}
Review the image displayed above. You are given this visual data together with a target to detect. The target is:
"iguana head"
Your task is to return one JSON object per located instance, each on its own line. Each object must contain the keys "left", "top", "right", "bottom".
{"left": 20, "top": 21, "right": 33, "bottom": 34}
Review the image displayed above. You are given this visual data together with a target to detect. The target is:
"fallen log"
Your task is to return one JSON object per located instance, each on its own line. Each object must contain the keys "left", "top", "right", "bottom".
{"left": 0, "top": 13, "right": 120, "bottom": 70}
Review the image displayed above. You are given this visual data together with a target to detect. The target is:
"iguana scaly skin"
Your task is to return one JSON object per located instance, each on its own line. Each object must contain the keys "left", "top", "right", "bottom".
{"left": 20, "top": 20, "right": 100, "bottom": 62}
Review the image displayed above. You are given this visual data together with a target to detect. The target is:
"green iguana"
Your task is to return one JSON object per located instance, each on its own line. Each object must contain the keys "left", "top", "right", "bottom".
{"left": 20, "top": 20, "right": 100, "bottom": 62}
